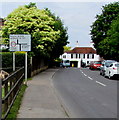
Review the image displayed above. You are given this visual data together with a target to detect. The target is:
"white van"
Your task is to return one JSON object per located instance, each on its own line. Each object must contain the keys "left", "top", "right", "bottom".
{"left": 60, "top": 60, "right": 70, "bottom": 67}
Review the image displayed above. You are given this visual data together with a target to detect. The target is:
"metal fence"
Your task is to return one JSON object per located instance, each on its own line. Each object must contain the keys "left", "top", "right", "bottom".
{"left": 1, "top": 67, "right": 24, "bottom": 120}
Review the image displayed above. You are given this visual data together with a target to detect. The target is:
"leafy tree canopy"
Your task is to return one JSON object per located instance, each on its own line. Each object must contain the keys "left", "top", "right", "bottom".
{"left": 45, "top": 8, "right": 69, "bottom": 57}
{"left": 2, "top": 3, "right": 68, "bottom": 59}
{"left": 90, "top": 2, "right": 119, "bottom": 59}
{"left": 63, "top": 46, "right": 71, "bottom": 52}
{"left": 99, "top": 16, "right": 119, "bottom": 61}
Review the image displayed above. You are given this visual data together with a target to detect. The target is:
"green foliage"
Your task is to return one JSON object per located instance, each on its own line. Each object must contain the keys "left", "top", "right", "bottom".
{"left": 15, "top": 53, "right": 25, "bottom": 67}
{"left": 1, "top": 52, "right": 13, "bottom": 68}
{"left": 2, "top": 3, "right": 68, "bottom": 59}
{"left": 1, "top": 52, "right": 25, "bottom": 68}
{"left": 25, "top": 2, "right": 37, "bottom": 8}
{"left": 45, "top": 8, "right": 68, "bottom": 59}
{"left": 99, "top": 16, "right": 119, "bottom": 61}
{"left": 63, "top": 46, "right": 71, "bottom": 52}
{"left": 6, "top": 84, "right": 27, "bottom": 119}
{"left": 90, "top": 2, "right": 119, "bottom": 59}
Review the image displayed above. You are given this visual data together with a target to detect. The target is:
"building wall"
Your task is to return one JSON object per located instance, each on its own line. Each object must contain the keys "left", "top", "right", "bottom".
{"left": 60, "top": 53, "right": 100, "bottom": 68}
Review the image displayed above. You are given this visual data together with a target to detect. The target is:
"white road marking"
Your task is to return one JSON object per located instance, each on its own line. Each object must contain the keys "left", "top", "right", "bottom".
{"left": 88, "top": 76, "right": 93, "bottom": 80}
{"left": 80, "top": 70, "right": 106, "bottom": 87}
{"left": 96, "top": 81, "right": 106, "bottom": 86}
{"left": 83, "top": 74, "right": 87, "bottom": 76}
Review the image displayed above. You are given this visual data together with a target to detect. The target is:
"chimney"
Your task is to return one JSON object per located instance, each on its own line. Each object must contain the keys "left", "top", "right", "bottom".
{"left": 76, "top": 41, "right": 79, "bottom": 47}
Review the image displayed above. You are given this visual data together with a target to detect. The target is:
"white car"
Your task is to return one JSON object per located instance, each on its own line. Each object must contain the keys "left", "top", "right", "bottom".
{"left": 100, "top": 60, "right": 116, "bottom": 76}
{"left": 105, "top": 62, "right": 119, "bottom": 79}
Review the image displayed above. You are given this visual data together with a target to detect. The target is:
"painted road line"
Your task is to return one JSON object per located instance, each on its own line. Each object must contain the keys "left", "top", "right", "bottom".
{"left": 96, "top": 81, "right": 106, "bottom": 86}
{"left": 83, "top": 74, "right": 87, "bottom": 76}
{"left": 88, "top": 76, "right": 93, "bottom": 80}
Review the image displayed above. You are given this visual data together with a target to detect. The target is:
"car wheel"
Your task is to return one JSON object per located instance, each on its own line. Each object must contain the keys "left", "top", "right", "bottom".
{"left": 104, "top": 74, "right": 106, "bottom": 78}
{"left": 108, "top": 72, "right": 112, "bottom": 79}
{"left": 104, "top": 73, "right": 107, "bottom": 78}
{"left": 103, "top": 71, "right": 106, "bottom": 76}
{"left": 100, "top": 72, "right": 102, "bottom": 75}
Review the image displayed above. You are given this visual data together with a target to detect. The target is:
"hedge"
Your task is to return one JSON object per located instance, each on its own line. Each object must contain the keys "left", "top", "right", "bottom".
{"left": 0, "top": 52, "right": 30, "bottom": 73}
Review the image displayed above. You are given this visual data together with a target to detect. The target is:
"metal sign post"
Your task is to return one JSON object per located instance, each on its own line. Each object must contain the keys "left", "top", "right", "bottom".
{"left": 9, "top": 34, "right": 31, "bottom": 85}
{"left": 25, "top": 52, "right": 27, "bottom": 85}
{"left": 13, "top": 52, "right": 15, "bottom": 71}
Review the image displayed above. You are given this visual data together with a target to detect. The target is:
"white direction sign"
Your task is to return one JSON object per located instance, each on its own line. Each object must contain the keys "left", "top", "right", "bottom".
{"left": 9, "top": 34, "right": 31, "bottom": 51}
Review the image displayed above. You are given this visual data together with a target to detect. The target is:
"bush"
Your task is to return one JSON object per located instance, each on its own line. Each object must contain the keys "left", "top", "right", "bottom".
{"left": 1, "top": 52, "right": 26, "bottom": 68}
{"left": 1, "top": 52, "right": 13, "bottom": 68}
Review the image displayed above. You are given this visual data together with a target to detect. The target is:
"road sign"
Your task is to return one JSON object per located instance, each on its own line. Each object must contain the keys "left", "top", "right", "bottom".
{"left": 9, "top": 34, "right": 31, "bottom": 51}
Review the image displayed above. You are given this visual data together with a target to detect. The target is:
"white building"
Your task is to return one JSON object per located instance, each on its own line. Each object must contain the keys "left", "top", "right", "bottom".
{"left": 0, "top": 44, "right": 8, "bottom": 50}
{"left": 60, "top": 47, "right": 101, "bottom": 68}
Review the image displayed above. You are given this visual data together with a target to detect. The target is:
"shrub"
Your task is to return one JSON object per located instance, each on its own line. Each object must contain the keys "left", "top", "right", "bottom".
{"left": 1, "top": 52, "right": 27, "bottom": 68}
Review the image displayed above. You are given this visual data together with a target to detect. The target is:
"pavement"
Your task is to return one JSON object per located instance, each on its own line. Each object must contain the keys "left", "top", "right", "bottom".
{"left": 17, "top": 68, "right": 68, "bottom": 118}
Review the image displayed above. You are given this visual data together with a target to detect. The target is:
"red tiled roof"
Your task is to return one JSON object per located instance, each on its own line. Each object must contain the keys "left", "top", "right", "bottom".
{"left": 65, "top": 47, "right": 96, "bottom": 54}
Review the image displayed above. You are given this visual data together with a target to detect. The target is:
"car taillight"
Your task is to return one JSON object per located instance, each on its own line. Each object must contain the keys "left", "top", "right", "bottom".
{"left": 113, "top": 67, "right": 117, "bottom": 70}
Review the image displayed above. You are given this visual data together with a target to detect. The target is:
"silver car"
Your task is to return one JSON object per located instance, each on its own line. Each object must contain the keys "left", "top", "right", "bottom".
{"left": 100, "top": 60, "right": 116, "bottom": 76}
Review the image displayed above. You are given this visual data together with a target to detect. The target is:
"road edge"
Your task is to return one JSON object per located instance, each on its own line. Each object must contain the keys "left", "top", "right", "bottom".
{"left": 50, "top": 68, "right": 71, "bottom": 118}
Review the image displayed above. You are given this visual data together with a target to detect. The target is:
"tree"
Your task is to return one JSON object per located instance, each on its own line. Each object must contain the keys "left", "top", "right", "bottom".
{"left": 44, "top": 8, "right": 69, "bottom": 59}
{"left": 2, "top": 3, "right": 68, "bottom": 59}
{"left": 99, "top": 16, "right": 119, "bottom": 61}
{"left": 63, "top": 46, "right": 71, "bottom": 52}
{"left": 90, "top": 2, "right": 119, "bottom": 58}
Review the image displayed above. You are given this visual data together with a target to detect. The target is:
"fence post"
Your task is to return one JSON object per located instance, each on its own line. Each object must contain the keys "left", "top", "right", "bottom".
{"left": 4, "top": 82, "right": 8, "bottom": 112}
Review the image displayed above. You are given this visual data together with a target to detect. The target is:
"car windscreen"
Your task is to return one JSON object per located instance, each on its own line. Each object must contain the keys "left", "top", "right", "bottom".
{"left": 115, "top": 64, "right": 119, "bottom": 67}
{"left": 64, "top": 60, "right": 70, "bottom": 63}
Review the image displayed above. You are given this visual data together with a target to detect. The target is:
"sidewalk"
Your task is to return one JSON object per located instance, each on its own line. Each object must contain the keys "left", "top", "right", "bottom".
{"left": 17, "top": 68, "right": 68, "bottom": 118}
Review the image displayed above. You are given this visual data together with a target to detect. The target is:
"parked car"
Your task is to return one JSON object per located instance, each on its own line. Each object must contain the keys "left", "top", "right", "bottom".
{"left": 104, "top": 62, "right": 119, "bottom": 79}
{"left": 60, "top": 60, "right": 70, "bottom": 68}
{"left": 89, "top": 61, "right": 102, "bottom": 70}
{"left": 100, "top": 60, "right": 116, "bottom": 76}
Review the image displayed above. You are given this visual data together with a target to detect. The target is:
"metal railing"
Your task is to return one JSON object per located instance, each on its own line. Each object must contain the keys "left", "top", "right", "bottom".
{"left": 1, "top": 67, "right": 24, "bottom": 120}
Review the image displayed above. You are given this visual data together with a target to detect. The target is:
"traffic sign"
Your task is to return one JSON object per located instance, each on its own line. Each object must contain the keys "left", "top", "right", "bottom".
{"left": 9, "top": 34, "right": 31, "bottom": 51}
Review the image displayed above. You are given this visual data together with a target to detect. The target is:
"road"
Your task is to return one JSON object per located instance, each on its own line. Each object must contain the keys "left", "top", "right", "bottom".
{"left": 52, "top": 67, "right": 118, "bottom": 118}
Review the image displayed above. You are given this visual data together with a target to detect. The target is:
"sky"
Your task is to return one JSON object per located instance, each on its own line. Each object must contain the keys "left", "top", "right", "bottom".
{"left": 0, "top": 0, "right": 118, "bottom": 48}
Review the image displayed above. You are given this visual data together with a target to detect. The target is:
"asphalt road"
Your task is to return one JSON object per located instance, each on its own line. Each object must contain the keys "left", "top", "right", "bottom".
{"left": 52, "top": 67, "right": 118, "bottom": 118}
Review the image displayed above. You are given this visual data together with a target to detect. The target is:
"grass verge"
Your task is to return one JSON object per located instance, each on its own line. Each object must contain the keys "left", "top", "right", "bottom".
{"left": 6, "top": 84, "right": 27, "bottom": 120}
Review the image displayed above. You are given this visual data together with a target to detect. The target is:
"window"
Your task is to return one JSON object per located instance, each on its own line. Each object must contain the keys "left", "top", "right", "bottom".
{"left": 65, "top": 60, "right": 70, "bottom": 63}
{"left": 79, "top": 54, "right": 80, "bottom": 58}
{"left": 87, "top": 54, "right": 89, "bottom": 59}
{"left": 92, "top": 54, "right": 94, "bottom": 59}
{"left": 71, "top": 54, "right": 73, "bottom": 58}
{"left": 115, "top": 64, "right": 119, "bottom": 67}
{"left": 83, "top": 54, "right": 85, "bottom": 59}
{"left": 94, "top": 61, "right": 101, "bottom": 64}
{"left": 63, "top": 55, "right": 66, "bottom": 58}
{"left": 76, "top": 54, "right": 78, "bottom": 58}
